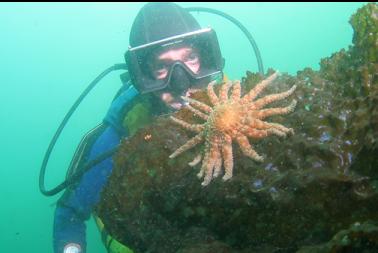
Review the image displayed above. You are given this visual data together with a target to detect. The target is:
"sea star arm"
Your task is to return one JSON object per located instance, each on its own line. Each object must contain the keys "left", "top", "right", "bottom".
{"left": 207, "top": 80, "right": 219, "bottom": 106}
{"left": 235, "top": 134, "right": 264, "bottom": 162}
{"left": 254, "top": 99, "right": 297, "bottom": 119}
{"left": 239, "top": 125, "right": 285, "bottom": 139}
{"left": 181, "top": 96, "right": 212, "bottom": 113}
{"left": 221, "top": 134, "right": 234, "bottom": 181}
{"left": 251, "top": 85, "right": 297, "bottom": 110}
{"left": 245, "top": 118, "right": 294, "bottom": 136}
{"left": 170, "top": 116, "right": 204, "bottom": 132}
{"left": 231, "top": 80, "right": 241, "bottom": 101}
{"left": 202, "top": 141, "right": 220, "bottom": 186}
{"left": 188, "top": 154, "right": 202, "bottom": 167}
{"left": 241, "top": 72, "right": 278, "bottom": 103}
{"left": 219, "top": 80, "right": 231, "bottom": 102}
{"left": 212, "top": 138, "right": 223, "bottom": 178}
{"left": 169, "top": 133, "right": 204, "bottom": 159}
{"left": 197, "top": 143, "right": 210, "bottom": 179}
{"left": 185, "top": 104, "right": 209, "bottom": 120}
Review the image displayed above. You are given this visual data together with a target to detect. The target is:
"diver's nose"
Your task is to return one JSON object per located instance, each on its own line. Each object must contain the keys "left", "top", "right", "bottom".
{"left": 169, "top": 66, "right": 192, "bottom": 95}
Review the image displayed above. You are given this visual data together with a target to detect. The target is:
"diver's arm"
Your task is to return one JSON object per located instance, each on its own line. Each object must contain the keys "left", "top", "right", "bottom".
{"left": 53, "top": 203, "right": 87, "bottom": 253}
{"left": 53, "top": 126, "right": 122, "bottom": 253}
{"left": 53, "top": 84, "right": 137, "bottom": 253}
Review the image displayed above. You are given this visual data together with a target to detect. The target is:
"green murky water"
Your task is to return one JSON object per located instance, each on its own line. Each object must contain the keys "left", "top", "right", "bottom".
{"left": 0, "top": 2, "right": 367, "bottom": 252}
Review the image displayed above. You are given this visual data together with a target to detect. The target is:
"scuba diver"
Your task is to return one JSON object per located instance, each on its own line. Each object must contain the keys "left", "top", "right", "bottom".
{"left": 53, "top": 3, "right": 225, "bottom": 253}
{"left": 43, "top": 2, "right": 263, "bottom": 253}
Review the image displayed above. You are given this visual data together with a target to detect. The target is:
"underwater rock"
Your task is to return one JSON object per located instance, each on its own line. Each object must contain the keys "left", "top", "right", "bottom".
{"left": 296, "top": 221, "right": 378, "bottom": 253}
{"left": 96, "top": 3, "right": 378, "bottom": 253}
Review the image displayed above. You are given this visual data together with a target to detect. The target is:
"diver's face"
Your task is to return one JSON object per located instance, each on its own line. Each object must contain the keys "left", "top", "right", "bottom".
{"left": 152, "top": 46, "right": 201, "bottom": 79}
{"left": 150, "top": 46, "right": 202, "bottom": 110}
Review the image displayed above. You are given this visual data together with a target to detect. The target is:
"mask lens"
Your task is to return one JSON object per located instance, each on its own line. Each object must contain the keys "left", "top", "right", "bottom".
{"left": 148, "top": 47, "right": 201, "bottom": 81}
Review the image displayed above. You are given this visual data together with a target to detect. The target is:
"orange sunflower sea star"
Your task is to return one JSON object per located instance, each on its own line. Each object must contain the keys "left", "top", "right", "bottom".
{"left": 169, "top": 72, "right": 297, "bottom": 186}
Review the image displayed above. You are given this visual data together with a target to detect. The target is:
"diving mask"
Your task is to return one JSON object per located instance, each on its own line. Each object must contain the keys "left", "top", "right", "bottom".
{"left": 125, "top": 28, "right": 224, "bottom": 94}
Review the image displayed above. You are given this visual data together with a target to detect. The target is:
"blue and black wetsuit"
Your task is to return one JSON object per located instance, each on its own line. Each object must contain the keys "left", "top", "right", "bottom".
{"left": 53, "top": 84, "right": 138, "bottom": 253}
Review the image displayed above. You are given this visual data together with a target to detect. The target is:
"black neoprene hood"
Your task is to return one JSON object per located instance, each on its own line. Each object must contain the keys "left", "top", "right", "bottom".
{"left": 129, "top": 2, "right": 201, "bottom": 47}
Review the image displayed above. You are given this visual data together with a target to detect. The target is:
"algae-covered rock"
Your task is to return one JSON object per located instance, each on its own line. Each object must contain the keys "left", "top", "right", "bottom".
{"left": 297, "top": 221, "right": 378, "bottom": 253}
{"left": 96, "top": 3, "right": 378, "bottom": 253}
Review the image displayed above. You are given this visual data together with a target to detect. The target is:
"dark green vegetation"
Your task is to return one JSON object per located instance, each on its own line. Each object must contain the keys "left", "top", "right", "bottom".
{"left": 96, "top": 3, "right": 378, "bottom": 253}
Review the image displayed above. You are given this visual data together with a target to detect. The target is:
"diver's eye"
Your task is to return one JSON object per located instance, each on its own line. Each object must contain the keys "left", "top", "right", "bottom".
{"left": 186, "top": 52, "right": 199, "bottom": 62}
{"left": 154, "top": 62, "right": 169, "bottom": 71}
{"left": 183, "top": 51, "right": 201, "bottom": 74}
{"left": 153, "top": 65, "right": 169, "bottom": 80}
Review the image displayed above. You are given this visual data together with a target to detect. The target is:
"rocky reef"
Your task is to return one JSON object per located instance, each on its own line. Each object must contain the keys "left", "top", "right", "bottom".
{"left": 96, "top": 3, "right": 378, "bottom": 253}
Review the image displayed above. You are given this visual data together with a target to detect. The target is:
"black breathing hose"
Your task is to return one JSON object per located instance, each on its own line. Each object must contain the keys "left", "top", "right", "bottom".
{"left": 185, "top": 7, "right": 264, "bottom": 75}
{"left": 39, "top": 63, "right": 127, "bottom": 196}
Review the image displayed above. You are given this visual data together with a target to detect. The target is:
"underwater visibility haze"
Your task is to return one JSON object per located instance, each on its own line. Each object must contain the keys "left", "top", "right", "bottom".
{"left": 0, "top": 2, "right": 375, "bottom": 253}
